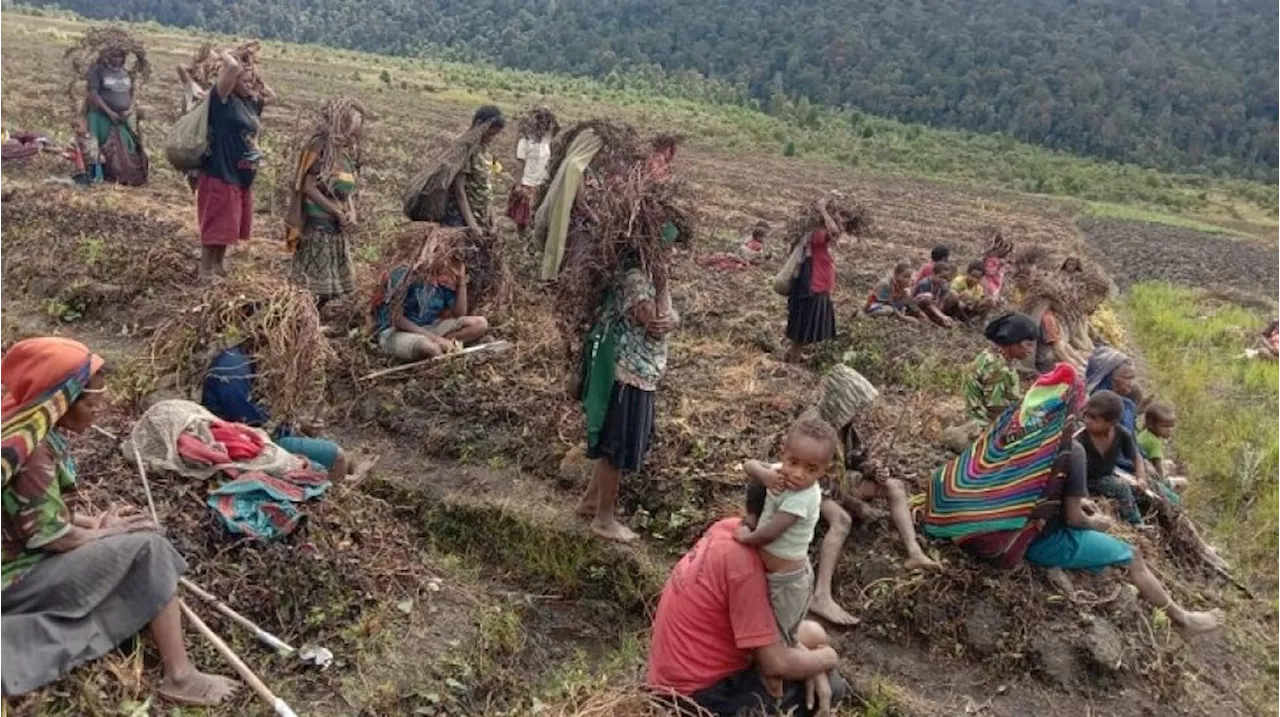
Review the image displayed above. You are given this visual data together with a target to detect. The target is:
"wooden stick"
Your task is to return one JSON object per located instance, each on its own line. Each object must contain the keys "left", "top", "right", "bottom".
{"left": 180, "top": 578, "right": 296, "bottom": 655}
{"left": 179, "top": 601, "right": 299, "bottom": 717}
{"left": 130, "top": 443, "right": 161, "bottom": 527}
{"left": 358, "top": 340, "right": 511, "bottom": 381}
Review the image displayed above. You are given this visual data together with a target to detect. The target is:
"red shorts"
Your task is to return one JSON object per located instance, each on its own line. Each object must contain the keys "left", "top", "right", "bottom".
{"left": 197, "top": 174, "right": 253, "bottom": 246}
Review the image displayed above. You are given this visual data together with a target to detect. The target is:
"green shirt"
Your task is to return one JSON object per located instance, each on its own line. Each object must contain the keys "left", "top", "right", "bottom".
{"left": 2, "top": 433, "right": 76, "bottom": 589}
{"left": 759, "top": 482, "right": 822, "bottom": 561}
{"left": 964, "top": 348, "right": 1021, "bottom": 423}
{"left": 1137, "top": 429, "right": 1164, "bottom": 461}
{"left": 464, "top": 148, "right": 494, "bottom": 224}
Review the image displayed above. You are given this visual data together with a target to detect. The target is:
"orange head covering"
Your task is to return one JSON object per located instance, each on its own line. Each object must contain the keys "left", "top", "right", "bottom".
{"left": 1, "top": 337, "right": 104, "bottom": 484}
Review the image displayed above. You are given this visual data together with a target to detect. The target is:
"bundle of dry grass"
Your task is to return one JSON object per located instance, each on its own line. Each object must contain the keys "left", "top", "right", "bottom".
{"left": 782, "top": 197, "right": 873, "bottom": 248}
{"left": 64, "top": 27, "right": 151, "bottom": 111}
{"left": 149, "top": 276, "right": 334, "bottom": 424}
{"left": 379, "top": 222, "right": 511, "bottom": 313}
{"left": 543, "top": 120, "right": 644, "bottom": 202}
{"left": 183, "top": 40, "right": 267, "bottom": 93}
{"left": 554, "top": 163, "right": 694, "bottom": 368}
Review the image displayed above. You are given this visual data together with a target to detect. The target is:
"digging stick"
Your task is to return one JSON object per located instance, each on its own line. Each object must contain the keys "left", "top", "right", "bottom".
{"left": 129, "top": 437, "right": 333, "bottom": 666}
{"left": 358, "top": 339, "right": 511, "bottom": 381}
{"left": 180, "top": 578, "right": 296, "bottom": 654}
{"left": 179, "top": 601, "right": 300, "bottom": 717}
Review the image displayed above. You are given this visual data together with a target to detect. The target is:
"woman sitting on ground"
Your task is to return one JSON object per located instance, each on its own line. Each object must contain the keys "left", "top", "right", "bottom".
{"left": 923, "top": 363, "right": 1221, "bottom": 636}
{"left": 286, "top": 98, "right": 369, "bottom": 308}
{"left": 1, "top": 337, "right": 239, "bottom": 705}
{"left": 372, "top": 250, "right": 490, "bottom": 362}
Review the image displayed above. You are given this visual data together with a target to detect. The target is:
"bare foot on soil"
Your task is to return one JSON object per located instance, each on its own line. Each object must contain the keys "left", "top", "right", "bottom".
{"left": 1044, "top": 567, "right": 1076, "bottom": 596}
{"left": 1178, "top": 609, "right": 1223, "bottom": 637}
{"left": 159, "top": 670, "right": 240, "bottom": 706}
{"left": 809, "top": 593, "right": 860, "bottom": 626}
{"left": 903, "top": 554, "right": 942, "bottom": 572}
{"left": 574, "top": 496, "right": 596, "bottom": 519}
{"left": 590, "top": 518, "right": 637, "bottom": 543}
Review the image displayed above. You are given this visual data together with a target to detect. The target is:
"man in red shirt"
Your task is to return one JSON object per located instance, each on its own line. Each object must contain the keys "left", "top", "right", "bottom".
{"left": 647, "top": 518, "right": 847, "bottom": 716}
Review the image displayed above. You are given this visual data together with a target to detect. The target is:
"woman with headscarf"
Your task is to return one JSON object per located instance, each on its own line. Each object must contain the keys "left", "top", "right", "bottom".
{"left": 286, "top": 98, "right": 369, "bottom": 305}
{"left": 1, "top": 338, "right": 238, "bottom": 705}
{"left": 85, "top": 45, "right": 148, "bottom": 184}
{"left": 1084, "top": 346, "right": 1140, "bottom": 437}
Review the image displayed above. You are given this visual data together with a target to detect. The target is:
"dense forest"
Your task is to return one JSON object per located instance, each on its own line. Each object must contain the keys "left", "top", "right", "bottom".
{"left": 32, "top": 0, "right": 1279, "bottom": 181}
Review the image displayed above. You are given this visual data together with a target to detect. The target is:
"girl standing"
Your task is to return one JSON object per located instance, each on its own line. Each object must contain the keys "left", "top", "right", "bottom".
{"left": 286, "top": 98, "right": 369, "bottom": 305}
{"left": 784, "top": 198, "right": 845, "bottom": 362}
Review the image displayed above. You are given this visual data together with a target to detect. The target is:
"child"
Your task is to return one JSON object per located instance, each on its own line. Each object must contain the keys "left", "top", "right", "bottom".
{"left": 864, "top": 263, "right": 921, "bottom": 323}
{"left": 981, "top": 232, "right": 1013, "bottom": 300}
{"left": 784, "top": 198, "right": 849, "bottom": 362}
{"left": 912, "top": 261, "right": 957, "bottom": 328}
{"left": 950, "top": 260, "right": 994, "bottom": 322}
{"left": 65, "top": 118, "right": 103, "bottom": 185}
{"left": 736, "top": 221, "right": 771, "bottom": 265}
{"left": 747, "top": 367, "right": 939, "bottom": 627}
{"left": 737, "top": 416, "right": 837, "bottom": 642}
{"left": 1076, "top": 391, "right": 1145, "bottom": 524}
{"left": 1137, "top": 401, "right": 1187, "bottom": 494}
{"left": 911, "top": 244, "right": 950, "bottom": 286}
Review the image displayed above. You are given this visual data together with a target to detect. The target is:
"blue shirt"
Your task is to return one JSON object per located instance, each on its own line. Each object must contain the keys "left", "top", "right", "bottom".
{"left": 201, "top": 347, "right": 269, "bottom": 426}
{"left": 374, "top": 266, "right": 457, "bottom": 334}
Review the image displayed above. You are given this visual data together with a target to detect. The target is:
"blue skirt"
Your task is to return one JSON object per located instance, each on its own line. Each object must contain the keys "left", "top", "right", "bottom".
{"left": 1025, "top": 527, "right": 1133, "bottom": 573}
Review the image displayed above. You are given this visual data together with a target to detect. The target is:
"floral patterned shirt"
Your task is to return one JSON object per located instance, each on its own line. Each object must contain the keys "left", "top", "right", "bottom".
{"left": 2, "top": 434, "right": 76, "bottom": 589}
{"left": 612, "top": 269, "right": 670, "bottom": 391}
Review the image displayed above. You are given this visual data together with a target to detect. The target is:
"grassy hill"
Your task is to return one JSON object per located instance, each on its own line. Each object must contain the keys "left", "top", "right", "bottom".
{"left": 1, "top": 11, "right": 1276, "bottom": 717}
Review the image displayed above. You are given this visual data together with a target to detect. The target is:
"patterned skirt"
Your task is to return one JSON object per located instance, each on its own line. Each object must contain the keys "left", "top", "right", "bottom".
{"left": 290, "top": 224, "right": 354, "bottom": 299}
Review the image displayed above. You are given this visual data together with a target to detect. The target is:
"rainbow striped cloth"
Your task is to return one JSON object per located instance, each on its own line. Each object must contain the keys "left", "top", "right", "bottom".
{"left": 923, "top": 363, "right": 1081, "bottom": 541}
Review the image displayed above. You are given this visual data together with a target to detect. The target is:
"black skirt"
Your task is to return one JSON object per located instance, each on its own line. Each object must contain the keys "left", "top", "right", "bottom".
{"left": 785, "top": 258, "right": 836, "bottom": 344}
{"left": 586, "top": 381, "right": 656, "bottom": 472}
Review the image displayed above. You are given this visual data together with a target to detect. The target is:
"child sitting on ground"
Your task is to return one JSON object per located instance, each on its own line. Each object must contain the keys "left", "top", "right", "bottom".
{"left": 736, "top": 221, "right": 771, "bottom": 265}
{"left": 912, "top": 261, "right": 958, "bottom": 328}
{"left": 736, "top": 416, "right": 836, "bottom": 643}
{"left": 1077, "top": 391, "right": 1146, "bottom": 525}
{"left": 950, "top": 260, "right": 995, "bottom": 323}
{"left": 865, "top": 263, "right": 922, "bottom": 323}
{"left": 1137, "top": 400, "right": 1188, "bottom": 495}
{"left": 912, "top": 244, "right": 950, "bottom": 286}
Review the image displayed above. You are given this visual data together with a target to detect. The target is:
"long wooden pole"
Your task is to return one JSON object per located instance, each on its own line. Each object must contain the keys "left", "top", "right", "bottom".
{"left": 179, "top": 601, "right": 299, "bottom": 717}
{"left": 179, "top": 578, "right": 296, "bottom": 655}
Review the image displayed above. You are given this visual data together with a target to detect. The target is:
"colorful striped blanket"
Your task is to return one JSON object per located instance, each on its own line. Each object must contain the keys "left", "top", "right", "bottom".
{"left": 923, "top": 364, "right": 1081, "bottom": 543}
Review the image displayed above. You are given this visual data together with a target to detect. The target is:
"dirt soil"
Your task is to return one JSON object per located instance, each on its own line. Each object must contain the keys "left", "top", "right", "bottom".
{"left": 1, "top": 13, "right": 1276, "bottom": 717}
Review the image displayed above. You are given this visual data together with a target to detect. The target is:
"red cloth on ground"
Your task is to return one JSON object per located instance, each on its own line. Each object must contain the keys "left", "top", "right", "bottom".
{"left": 647, "top": 518, "right": 780, "bottom": 696}
{"left": 208, "top": 421, "right": 267, "bottom": 461}
{"left": 197, "top": 173, "right": 253, "bottom": 246}
{"left": 807, "top": 229, "right": 835, "bottom": 293}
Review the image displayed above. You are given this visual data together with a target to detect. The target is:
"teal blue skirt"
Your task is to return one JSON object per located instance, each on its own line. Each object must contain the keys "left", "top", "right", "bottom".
{"left": 1025, "top": 527, "right": 1133, "bottom": 572}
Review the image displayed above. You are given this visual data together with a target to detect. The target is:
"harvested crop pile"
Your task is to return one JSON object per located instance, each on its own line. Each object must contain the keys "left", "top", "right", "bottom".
{"left": 149, "top": 276, "right": 334, "bottom": 424}
{"left": 542, "top": 120, "right": 643, "bottom": 200}
{"left": 64, "top": 26, "right": 151, "bottom": 111}
{"left": 783, "top": 197, "right": 874, "bottom": 247}
{"left": 0, "top": 187, "right": 190, "bottom": 317}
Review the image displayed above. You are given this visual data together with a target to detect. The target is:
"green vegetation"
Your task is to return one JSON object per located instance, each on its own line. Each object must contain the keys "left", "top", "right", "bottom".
{"left": 1084, "top": 202, "right": 1255, "bottom": 239}
{"left": 28, "top": 0, "right": 1278, "bottom": 180}
{"left": 1125, "top": 282, "right": 1279, "bottom": 590}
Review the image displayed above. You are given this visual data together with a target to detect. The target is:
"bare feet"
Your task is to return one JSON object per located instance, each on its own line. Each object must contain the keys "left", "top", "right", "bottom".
{"left": 574, "top": 500, "right": 596, "bottom": 519}
{"left": 590, "top": 517, "right": 638, "bottom": 543}
{"left": 159, "top": 670, "right": 240, "bottom": 706}
{"left": 346, "top": 454, "right": 379, "bottom": 485}
{"left": 808, "top": 592, "right": 860, "bottom": 626}
{"left": 1177, "top": 608, "right": 1223, "bottom": 637}
{"left": 903, "top": 554, "right": 941, "bottom": 572}
{"left": 1045, "top": 567, "right": 1076, "bottom": 596}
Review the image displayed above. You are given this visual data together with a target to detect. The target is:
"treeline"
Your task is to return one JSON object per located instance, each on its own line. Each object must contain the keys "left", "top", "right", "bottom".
{"left": 32, "top": 0, "right": 1279, "bottom": 181}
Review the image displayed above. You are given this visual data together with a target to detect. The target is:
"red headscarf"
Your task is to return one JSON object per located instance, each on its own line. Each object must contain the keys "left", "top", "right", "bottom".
{"left": 1, "top": 337, "right": 104, "bottom": 484}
